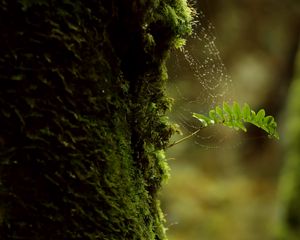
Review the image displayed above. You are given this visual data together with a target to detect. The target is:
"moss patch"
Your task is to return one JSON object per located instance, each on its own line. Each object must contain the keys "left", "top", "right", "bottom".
{"left": 0, "top": 0, "right": 192, "bottom": 239}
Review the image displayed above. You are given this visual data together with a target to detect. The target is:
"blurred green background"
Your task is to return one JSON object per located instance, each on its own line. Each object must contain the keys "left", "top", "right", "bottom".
{"left": 161, "top": 1, "right": 300, "bottom": 239}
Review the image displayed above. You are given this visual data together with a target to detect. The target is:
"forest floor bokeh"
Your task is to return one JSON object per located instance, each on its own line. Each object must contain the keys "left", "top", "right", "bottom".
{"left": 162, "top": 138, "right": 281, "bottom": 240}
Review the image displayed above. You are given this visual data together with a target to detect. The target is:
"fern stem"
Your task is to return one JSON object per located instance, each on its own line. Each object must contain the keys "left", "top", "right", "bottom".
{"left": 167, "top": 128, "right": 201, "bottom": 148}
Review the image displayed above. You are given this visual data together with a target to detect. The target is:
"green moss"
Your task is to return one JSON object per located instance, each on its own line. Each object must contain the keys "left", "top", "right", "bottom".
{"left": 0, "top": 0, "right": 192, "bottom": 239}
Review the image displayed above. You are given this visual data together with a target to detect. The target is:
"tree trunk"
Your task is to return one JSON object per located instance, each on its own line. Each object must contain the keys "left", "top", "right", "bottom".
{"left": 0, "top": 1, "right": 192, "bottom": 239}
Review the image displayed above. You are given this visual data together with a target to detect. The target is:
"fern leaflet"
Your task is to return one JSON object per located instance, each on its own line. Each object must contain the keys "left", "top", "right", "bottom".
{"left": 192, "top": 102, "right": 279, "bottom": 140}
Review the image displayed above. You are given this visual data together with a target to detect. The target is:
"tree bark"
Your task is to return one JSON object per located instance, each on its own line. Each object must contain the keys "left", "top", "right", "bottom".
{"left": 0, "top": 1, "right": 192, "bottom": 239}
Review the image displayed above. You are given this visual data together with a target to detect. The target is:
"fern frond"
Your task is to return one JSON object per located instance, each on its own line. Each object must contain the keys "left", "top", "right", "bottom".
{"left": 192, "top": 102, "right": 279, "bottom": 140}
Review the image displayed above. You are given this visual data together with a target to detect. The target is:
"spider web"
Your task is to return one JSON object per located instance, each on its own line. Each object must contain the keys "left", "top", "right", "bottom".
{"left": 167, "top": 10, "right": 235, "bottom": 147}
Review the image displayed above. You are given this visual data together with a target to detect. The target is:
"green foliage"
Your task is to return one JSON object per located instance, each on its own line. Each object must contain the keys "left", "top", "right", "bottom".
{"left": 0, "top": 0, "right": 193, "bottom": 239}
{"left": 192, "top": 102, "right": 279, "bottom": 140}
{"left": 276, "top": 45, "right": 300, "bottom": 240}
{"left": 19, "top": 0, "right": 48, "bottom": 11}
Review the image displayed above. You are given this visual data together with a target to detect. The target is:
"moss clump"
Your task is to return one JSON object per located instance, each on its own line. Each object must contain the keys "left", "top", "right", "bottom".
{"left": 0, "top": 0, "right": 192, "bottom": 239}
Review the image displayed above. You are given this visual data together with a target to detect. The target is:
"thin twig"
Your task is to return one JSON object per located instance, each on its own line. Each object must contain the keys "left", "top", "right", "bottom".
{"left": 167, "top": 128, "right": 202, "bottom": 148}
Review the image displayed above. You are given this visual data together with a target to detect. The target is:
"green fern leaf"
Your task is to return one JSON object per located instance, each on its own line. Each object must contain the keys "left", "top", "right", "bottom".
{"left": 192, "top": 102, "right": 279, "bottom": 140}
{"left": 256, "top": 109, "right": 265, "bottom": 123}
{"left": 215, "top": 106, "right": 224, "bottom": 121}
{"left": 192, "top": 113, "right": 211, "bottom": 127}
{"left": 242, "top": 103, "right": 251, "bottom": 121}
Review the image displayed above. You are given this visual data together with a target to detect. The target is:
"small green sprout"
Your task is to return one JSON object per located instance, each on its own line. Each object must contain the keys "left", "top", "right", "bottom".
{"left": 168, "top": 102, "right": 279, "bottom": 148}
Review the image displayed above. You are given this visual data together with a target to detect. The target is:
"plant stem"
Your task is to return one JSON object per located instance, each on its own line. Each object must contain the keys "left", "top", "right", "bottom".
{"left": 167, "top": 128, "right": 201, "bottom": 148}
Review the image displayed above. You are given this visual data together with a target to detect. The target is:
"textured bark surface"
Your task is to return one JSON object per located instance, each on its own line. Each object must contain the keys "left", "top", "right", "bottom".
{"left": 0, "top": 0, "right": 192, "bottom": 239}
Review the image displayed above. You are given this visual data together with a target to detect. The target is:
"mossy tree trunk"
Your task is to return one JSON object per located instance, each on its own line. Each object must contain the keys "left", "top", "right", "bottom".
{"left": 0, "top": 1, "right": 192, "bottom": 239}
